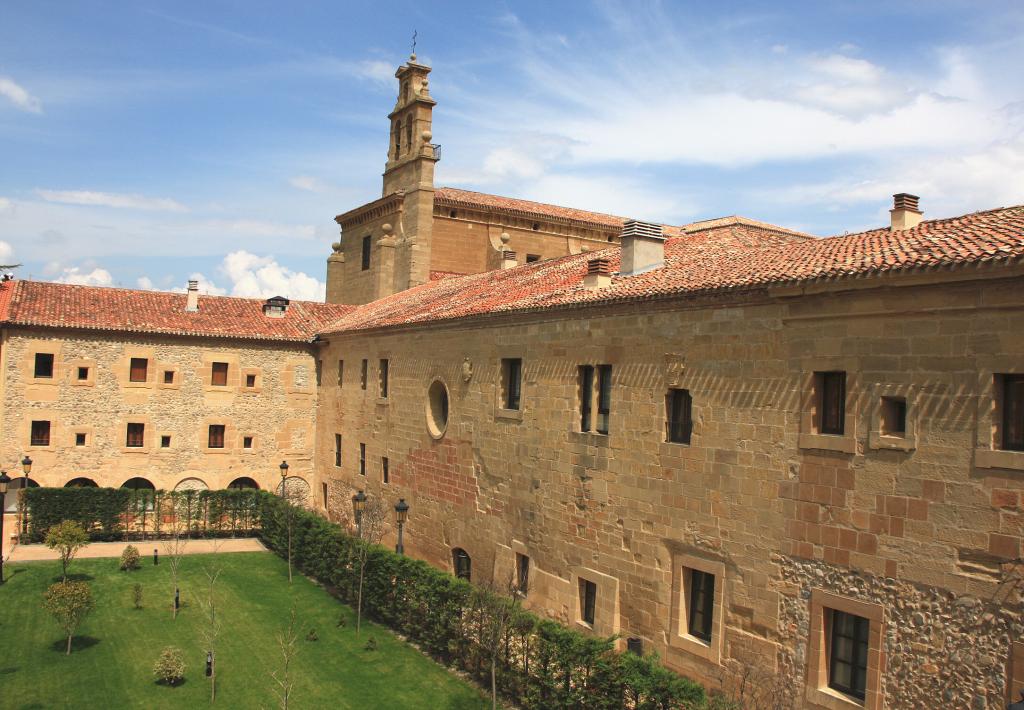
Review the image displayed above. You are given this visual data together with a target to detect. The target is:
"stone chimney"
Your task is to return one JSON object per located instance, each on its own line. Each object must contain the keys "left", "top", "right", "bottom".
{"left": 501, "top": 250, "right": 518, "bottom": 269}
{"left": 185, "top": 279, "right": 199, "bottom": 312}
{"left": 890, "top": 193, "right": 923, "bottom": 231}
{"left": 619, "top": 220, "right": 665, "bottom": 276}
{"left": 583, "top": 257, "right": 612, "bottom": 291}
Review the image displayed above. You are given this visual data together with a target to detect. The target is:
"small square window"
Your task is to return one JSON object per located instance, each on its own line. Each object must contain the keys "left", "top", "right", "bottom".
{"left": 816, "top": 371, "right": 846, "bottom": 435}
{"left": 666, "top": 388, "right": 693, "bottom": 444}
{"left": 242, "top": 436, "right": 253, "bottom": 449}
{"left": 211, "top": 362, "right": 228, "bottom": 386}
{"left": 382, "top": 456, "right": 389, "bottom": 484}
{"left": 880, "top": 396, "right": 907, "bottom": 436}
{"left": 246, "top": 373, "right": 257, "bottom": 388}
{"left": 75, "top": 432, "right": 86, "bottom": 446}
{"left": 208, "top": 424, "right": 225, "bottom": 449}
{"left": 828, "top": 609, "right": 870, "bottom": 701}
{"left": 579, "top": 578, "right": 597, "bottom": 626}
{"left": 126, "top": 423, "right": 145, "bottom": 448}
{"left": 163, "top": 370, "right": 175, "bottom": 384}
{"left": 516, "top": 553, "right": 530, "bottom": 595}
{"left": 34, "top": 353, "right": 54, "bottom": 378}
{"left": 129, "top": 357, "right": 148, "bottom": 383}
{"left": 501, "top": 358, "right": 522, "bottom": 410}
{"left": 77, "top": 366, "right": 89, "bottom": 381}
{"left": 31, "top": 420, "right": 51, "bottom": 446}
{"left": 161, "top": 435, "right": 171, "bottom": 448}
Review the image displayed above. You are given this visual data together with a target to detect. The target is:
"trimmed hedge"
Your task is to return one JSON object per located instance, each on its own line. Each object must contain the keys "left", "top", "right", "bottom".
{"left": 24, "top": 487, "right": 264, "bottom": 542}
{"left": 259, "top": 495, "right": 706, "bottom": 709}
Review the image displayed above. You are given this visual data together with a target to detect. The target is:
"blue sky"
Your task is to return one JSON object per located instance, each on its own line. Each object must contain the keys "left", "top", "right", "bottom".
{"left": 1, "top": 1, "right": 1022, "bottom": 299}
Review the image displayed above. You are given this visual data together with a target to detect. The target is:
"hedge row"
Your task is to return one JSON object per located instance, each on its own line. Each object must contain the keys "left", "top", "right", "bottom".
{"left": 259, "top": 495, "right": 706, "bottom": 709}
{"left": 23, "top": 487, "right": 264, "bottom": 542}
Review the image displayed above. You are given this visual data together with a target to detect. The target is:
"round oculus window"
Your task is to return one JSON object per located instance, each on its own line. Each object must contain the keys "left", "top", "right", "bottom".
{"left": 426, "top": 379, "right": 450, "bottom": 438}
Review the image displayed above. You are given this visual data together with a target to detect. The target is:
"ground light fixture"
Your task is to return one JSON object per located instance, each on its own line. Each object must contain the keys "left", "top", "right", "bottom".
{"left": 394, "top": 498, "right": 409, "bottom": 555}
{"left": 0, "top": 469, "right": 10, "bottom": 583}
{"left": 352, "top": 490, "right": 367, "bottom": 536}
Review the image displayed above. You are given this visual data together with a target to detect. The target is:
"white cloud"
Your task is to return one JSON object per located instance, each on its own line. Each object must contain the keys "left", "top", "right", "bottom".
{"left": 0, "top": 241, "right": 13, "bottom": 263}
{"left": 0, "top": 76, "right": 42, "bottom": 113}
{"left": 218, "top": 251, "right": 325, "bottom": 301}
{"left": 289, "top": 175, "right": 327, "bottom": 192}
{"left": 54, "top": 266, "right": 114, "bottom": 286}
{"left": 36, "top": 189, "right": 188, "bottom": 212}
{"left": 208, "top": 219, "right": 316, "bottom": 239}
{"left": 136, "top": 276, "right": 156, "bottom": 290}
{"left": 0, "top": 197, "right": 11, "bottom": 213}
{"left": 355, "top": 60, "right": 396, "bottom": 86}
{"left": 187, "top": 272, "right": 226, "bottom": 296}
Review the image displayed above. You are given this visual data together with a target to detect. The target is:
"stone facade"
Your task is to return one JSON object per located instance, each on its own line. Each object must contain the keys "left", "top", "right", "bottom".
{"left": 313, "top": 270, "right": 1024, "bottom": 709}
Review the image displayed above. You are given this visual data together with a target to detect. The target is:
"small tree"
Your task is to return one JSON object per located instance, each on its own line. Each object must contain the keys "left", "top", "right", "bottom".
{"left": 197, "top": 538, "right": 224, "bottom": 702}
{"left": 354, "top": 497, "right": 387, "bottom": 636}
{"left": 271, "top": 604, "right": 299, "bottom": 709}
{"left": 120, "top": 545, "right": 141, "bottom": 571}
{"left": 161, "top": 526, "right": 188, "bottom": 619}
{"left": 45, "top": 521, "right": 89, "bottom": 582}
{"left": 43, "top": 580, "right": 94, "bottom": 655}
{"left": 153, "top": 646, "right": 186, "bottom": 686}
{"left": 133, "top": 583, "right": 144, "bottom": 610}
{"left": 471, "top": 557, "right": 522, "bottom": 710}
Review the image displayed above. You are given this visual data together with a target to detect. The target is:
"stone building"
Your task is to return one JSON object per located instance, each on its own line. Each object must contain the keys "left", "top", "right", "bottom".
{"left": 0, "top": 278, "right": 350, "bottom": 510}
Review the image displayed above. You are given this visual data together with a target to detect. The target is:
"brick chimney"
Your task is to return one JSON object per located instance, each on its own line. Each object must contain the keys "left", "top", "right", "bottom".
{"left": 583, "top": 257, "right": 612, "bottom": 290}
{"left": 501, "top": 250, "right": 518, "bottom": 270}
{"left": 890, "top": 193, "right": 923, "bottom": 231}
{"left": 619, "top": 220, "right": 665, "bottom": 276}
{"left": 185, "top": 279, "right": 199, "bottom": 312}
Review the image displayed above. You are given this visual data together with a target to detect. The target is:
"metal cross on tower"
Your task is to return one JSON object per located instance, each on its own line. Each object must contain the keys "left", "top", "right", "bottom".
{"left": 411, "top": 30, "right": 417, "bottom": 57}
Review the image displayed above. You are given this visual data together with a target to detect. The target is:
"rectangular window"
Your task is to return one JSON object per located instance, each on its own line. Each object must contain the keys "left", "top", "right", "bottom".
{"left": 77, "top": 366, "right": 89, "bottom": 381}
{"left": 382, "top": 456, "right": 390, "bottom": 484}
{"left": 579, "top": 578, "right": 597, "bottom": 626}
{"left": 75, "top": 432, "right": 86, "bottom": 446}
{"left": 245, "top": 373, "right": 257, "bottom": 388}
{"left": 596, "top": 365, "right": 612, "bottom": 435}
{"left": 243, "top": 436, "right": 253, "bottom": 449}
{"left": 359, "top": 443, "right": 366, "bottom": 475}
{"left": 163, "top": 370, "right": 175, "bottom": 384}
{"left": 818, "top": 371, "right": 846, "bottom": 435}
{"left": 579, "top": 365, "right": 594, "bottom": 432}
{"left": 525, "top": 254, "right": 541, "bottom": 263}
{"left": 211, "top": 362, "right": 228, "bottom": 386}
{"left": 1002, "top": 374, "right": 1024, "bottom": 451}
{"left": 126, "top": 423, "right": 145, "bottom": 448}
{"left": 516, "top": 553, "right": 530, "bottom": 595}
{"left": 828, "top": 610, "right": 870, "bottom": 700}
{"left": 31, "top": 420, "right": 51, "bottom": 446}
{"left": 667, "top": 388, "right": 693, "bottom": 444}
{"left": 360, "top": 359, "right": 368, "bottom": 390}
{"left": 880, "top": 396, "right": 907, "bottom": 436}
{"left": 361, "top": 235, "right": 371, "bottom": 270}
{"left": 129, "top": 357, "right": 148, "bottom": 383}
{"left": 208, "top": 424, "right": 225, "bottom": 449}
{"left": 379, "top": 359, "right": 389, "bottom": 398}
{"left": 687, "top": 569, "right": 715, "bottom": 643}
{"left": 161, "top": 435, "right": 172, "bottom": 448}
{"left": 34, "top": 353, "right": 54, "bottom": 378}
{"left": 337, "top": 359, "right": 344, "bottom": 387}
{"left": 502, "top": 358, "right": 522, "bottom": 410}
{"left": 334, "top": 434, "right": 342, "bottom": 467}
{"left": 322, "top": 482, "right": 329, "bottom": 509}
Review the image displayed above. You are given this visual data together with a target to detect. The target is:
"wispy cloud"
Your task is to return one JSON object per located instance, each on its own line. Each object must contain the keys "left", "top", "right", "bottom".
{"left": 36, "top": 189, "right": 188, "bottom": 212}
{"left": 0, "top": 76, "right": 42, "bottom": 112}
{"left": 54, "top": 266, "right": 114, "bottom": 286}
{"left": 289, "top": 175, "right": 328, "bottom": 192}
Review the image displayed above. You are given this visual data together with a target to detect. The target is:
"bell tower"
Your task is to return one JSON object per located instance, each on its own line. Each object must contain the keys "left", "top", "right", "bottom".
{"left": 382, "top": 54, "right": 438, "bottom": 196}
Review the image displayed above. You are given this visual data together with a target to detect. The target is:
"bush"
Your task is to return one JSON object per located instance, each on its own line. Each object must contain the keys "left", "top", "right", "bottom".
{"left": 43, "top": 580, "right": 94, "bottom": 655}
{"left": 45, "top": 521, "right": 90, "bottom": 582}
{"left": 132, "top": 583, "right": 143, "bottom": 610}
{"left": 364, "top": 636, "right": 377, "bottom": 651}
{"left": 153, "top": 646, "right": 186, "bottom": 686}
{"left": 259, "top": 495, "right": 706, "bottom": 709}
{"left": 120, "top": 545, "right": 141, "bottom": 571}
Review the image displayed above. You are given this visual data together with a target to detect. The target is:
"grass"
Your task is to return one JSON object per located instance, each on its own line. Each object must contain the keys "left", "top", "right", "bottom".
{"left": 0, "top": 551, "right": 492, "bottom": 709}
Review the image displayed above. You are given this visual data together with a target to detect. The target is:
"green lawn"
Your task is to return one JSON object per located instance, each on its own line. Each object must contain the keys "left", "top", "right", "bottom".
{"left": 0, "top": 551, "right": 492, "bottom": 709}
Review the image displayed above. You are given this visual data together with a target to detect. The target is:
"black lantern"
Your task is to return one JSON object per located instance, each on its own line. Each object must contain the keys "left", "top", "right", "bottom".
{"left": 394, "top": 498, "right": 409, "bottom": 555}
{"left": 278, "top": 461, "right": 289, "bottom": 498}
{"left": 20, "top": 456, "right": 31, "bottom": 476}
{"left": 352, "top": 490, "right": 367, "bottom": 536}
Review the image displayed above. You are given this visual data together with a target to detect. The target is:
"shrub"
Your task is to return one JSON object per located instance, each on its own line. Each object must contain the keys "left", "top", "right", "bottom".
{"left": 306, "top": 628, "right": 319, "bottom": 642}
{"left": 44, "top": 521, "right": 90, "bottom": 582}
{"left": 153, "top": 646, "right": 186, "bottom": 686}
{"left": 364, "top": 636, "right": 377, "bottom": 651}
{"left": 120, "top": 545, "right": 141, "bottom": 571}
{"left": 43, "top": 580, "right": 94, "bottom": 655}
{"left": 132, "top": 583, "right": 143, "bottom": 610}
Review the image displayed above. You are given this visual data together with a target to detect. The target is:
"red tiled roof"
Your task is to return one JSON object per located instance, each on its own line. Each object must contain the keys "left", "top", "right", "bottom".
{"left": 2, "top": 281, "right": 354, "bottom": 342}
{"left": 322, "top": 205, "right": 1024, "bottom": 334}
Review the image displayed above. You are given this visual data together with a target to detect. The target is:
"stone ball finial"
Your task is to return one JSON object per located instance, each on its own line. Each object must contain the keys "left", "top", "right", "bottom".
{"left": 421, "top": 78, "right": 429, "bottom": 88}
{"left": 421, "top": 130, "right": 432, "bottom": 141}
{"left": 382, "top": 223, "right": 393, "bottom": 234}
{"left": 331, "top": 241, "right": 342, "bottom": 253}
{"left": 500, "top": 232, "right": 511, "bottom": 244}
{"left": 410, "top": 53, "right": 417, "bottom": 62}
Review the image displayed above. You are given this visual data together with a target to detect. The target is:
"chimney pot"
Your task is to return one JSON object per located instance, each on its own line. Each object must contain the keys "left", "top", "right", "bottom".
{"left": 619, "top": 220, "right": 665, "bottom": 276}
{"left": 890, "top": 193, "right": 923, "bottom": 231}
{"left": 501, "top": 250, "right": 518, "bottom": 269}
{"left": 185, "top": 280, "right": 200, "bottom": 312}
{"left": 583, "top": 257, "right": 613, "bottom": 290}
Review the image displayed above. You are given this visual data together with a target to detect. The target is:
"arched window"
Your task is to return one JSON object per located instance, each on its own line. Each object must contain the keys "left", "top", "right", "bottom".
{"left": 121, "top": 477, "right": 155, "bottom": 491}
{"left": 121, "top": 477, "right": 156, "bottom": 510}
{"left": 3, "top": 477, "right": 38, "bottom": 513}
{"left": 228, "top": 477, "right": 260, "bottom": 490}
{"left": 405, "top": 116, "right": 412, "bottom": 153}
{"left": 65, "top": 477, "right": 98, "bottom": 488}
{"left": 452, "top": 547, "right": 471, "bottom": 581}
{"left": 394, "top": 120, "right": 401, "bottom": 158}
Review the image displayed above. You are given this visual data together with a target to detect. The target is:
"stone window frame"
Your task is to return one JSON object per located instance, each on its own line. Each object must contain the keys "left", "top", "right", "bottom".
{"left": 25, "top": 342, "right": 62, "bottom": 390}
{"left": 157, "top": 432, "right": 174, "bottom": 450}
{"left": 976, "top": 359, "right": 1024, "bottom": 472}
{"left": 805, "top": 589, "right": 885, "bottom": 710}
{"left": 159, "top": 367, "right": 180, "bottom": 390}
{"left": 239, "top": 433, "right": 257, "bottom": 453}
{"left": 28, "top": 415, "right": 56, "bottom": 451}
{"left": 798, "top": 358, "right": 859, "bottom": 455}
{"left": 201, "top": 419, "right": 235, "bottom": 454}
{"left": 240, "top": 367, "right": 263, "bottom": 394}
{"left": 570, "top": 566, "right": 620, "bottom": 637}
{"left": 71, "top": 425, "right": 93, "bottom": 448}
{"left": 68, "top": 358, "right": 97, "bottom": 387}
{"left": 867, "top": 383, "right": 918, "bottom": 452}
{"left": 121, "top": 348, "right": 156, "bottom": 390}
{"left": 668, "top": 553, "right": 726, "bottom": 665}
{"left": 119, "top": 417, "right": 153, "bottom": 454}
{"left": 496, "top": 351, "right": 526, "bottom": 422}
{"left": 376, "top": 355, "right": 391, "bottom": 406}
{"left": 576, "top": 363, "right": 613, "bottom": 436}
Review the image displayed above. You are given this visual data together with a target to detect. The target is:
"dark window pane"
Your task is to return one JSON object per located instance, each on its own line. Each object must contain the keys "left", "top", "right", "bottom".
{"left": 597, "top": 365, "right": 612, "bottom": 434}
{"left": 126, "top": 423, "right": 145, "bottom": 448}
{"left": 163, "top": 370, "right": 174, "bottom": 384}
{"left": 820, "top": 371, "right": 846, "bottom": 435}
{"left": 360, "top": 359, "right": 368, "bottom": 389}
{"left": 382, "top": 457, "right": 389, "bottom": 484}
{"left": 77, "top": 366, "right": 89, "bottom": 381}
{"left": 129, "top": 357, "right": 148, "bottom": 382}
{"left": 380, "top": 359, "right": 389, "bottom": 398}
{"left": 668, "top": 389, "right": 693, "bottom": 444}
{"left": 453, "top": 548, "right": 471, "bottom": 580}
{"left": 335, "top": 434, "right": 342, "bottom": 467}
{"left": 34, "top": 353, "right": 54, "bottom": 378}
{"left": 337, "top": 360, "right": 344, "bottom": 387}
{"left": 211, "top": 362, "right": 228, "bottom": 386}
{"left": 580, "top": 579, "right": 597, "bottom": 625}
{"left": 505, "top": 358, "right": 522, "bottom": 410}
{"left": 208, "top": 424, "right": 225, "bottom": 448}
{"left": 580, "top": 365, "right": 594, "bottom": 431}
{"left": 687, "top": 569, "right": 715, "bottom": 642}
{"left": 517, "top": 553, "right": 530, "bottom": 594}
{"left": 359, "top": 443, "right": 366, "bottom": 475}
{"left": 361, "top": 235, "right": 371, "bottom": 270}
{"left": 828, "top": 610, "right": 869, "bottom": 700}
{"left": 1003, "top": 374, "right": 1024, "bottom": 451}
{"left": 31, "top": 420, "right": 51, "bottom": 446}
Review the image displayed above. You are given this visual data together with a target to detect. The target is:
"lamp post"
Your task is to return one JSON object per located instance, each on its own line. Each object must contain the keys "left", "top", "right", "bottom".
{"left": 352, "top": 490, "right": 366, "bottom": 538}
{"left": 278, "top": 461, "right": 289, "bottom": 498}
{"left": 0, "top": 470, "right": 10, "bottom": 584}
{"left": 280, "top": 461, "right": 292, "bottom": 582}
{"left": 20, "top": 455, "right": 31, "bottom": 537}
{"left": 394, "top": 498, "right": 409, "bottom": 555}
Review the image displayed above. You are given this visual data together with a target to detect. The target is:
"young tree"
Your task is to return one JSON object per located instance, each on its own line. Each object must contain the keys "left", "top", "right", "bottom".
{"left": 162, "top": 525, "right": 188, "bottom": 619}
{"left": 44, "top": 520, "right": 89, "bottom": 582}
{"left": 471, "top": 557, "right": 522, "bottom": 710}
{"left": 43, "top": 580, "right": 94, "bottom": 655}
{"left": 197, "top": 537, "right": 224, "bottom": 702}
{"left": 354, "top": 496, "right": 387, "bottom": 637}
{"left": 271, "top": 604, "right": 300, "bottom": 709}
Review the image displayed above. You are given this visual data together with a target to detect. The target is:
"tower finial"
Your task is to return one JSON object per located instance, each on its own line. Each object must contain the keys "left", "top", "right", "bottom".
{"left": 410, "top": 30, "right": 417, "bottom": 61}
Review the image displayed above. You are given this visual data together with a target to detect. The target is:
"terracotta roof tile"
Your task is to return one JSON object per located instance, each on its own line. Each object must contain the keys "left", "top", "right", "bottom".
{"left": 323, "top": 204, "right": 1024, "bottom": 334}
{"left": 3, "top": 281, "right": 354, "bottom": 342}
